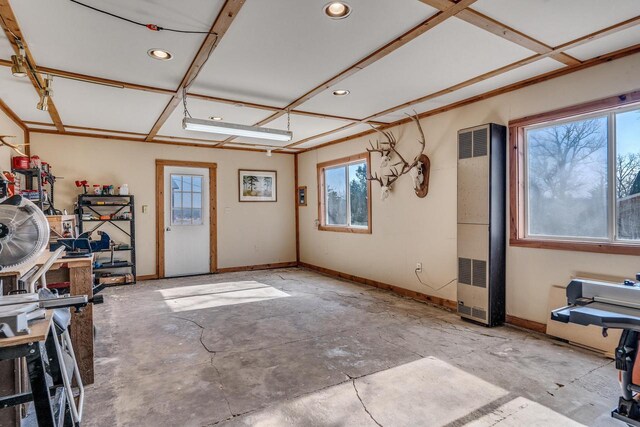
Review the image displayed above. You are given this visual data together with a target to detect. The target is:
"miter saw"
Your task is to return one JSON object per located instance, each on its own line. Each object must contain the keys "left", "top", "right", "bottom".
{"left": 0, "top": 195, "right": 101, "bottom": 424}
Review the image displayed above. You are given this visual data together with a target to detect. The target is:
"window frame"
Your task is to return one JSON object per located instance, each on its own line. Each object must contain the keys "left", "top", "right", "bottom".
{"left": 170, "top": 173, "right": 204, "bottom": 226}
{"left": 317, "top": 153, "right": 372, "bottom": 234}
{"left": 509, "top": 89, "right": 640, "bottom": 255}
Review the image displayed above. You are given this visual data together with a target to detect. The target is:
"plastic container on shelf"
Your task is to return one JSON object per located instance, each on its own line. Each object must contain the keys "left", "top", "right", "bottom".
{"left": 93, "top": 184, "right": 101, "bottom": 195}
{"left": 119, "top": 184, "right": 129, "bottom": 195}
{"left": 30, "top": 156, "right": 41, "bottom": 169}
{"left": 12, "top": 156, "right": 30, "bottom": 170}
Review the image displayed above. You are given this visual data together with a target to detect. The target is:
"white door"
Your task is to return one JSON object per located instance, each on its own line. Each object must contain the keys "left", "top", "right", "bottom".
{"left": 164, "top": 166, "right": 210, "bottom": 277}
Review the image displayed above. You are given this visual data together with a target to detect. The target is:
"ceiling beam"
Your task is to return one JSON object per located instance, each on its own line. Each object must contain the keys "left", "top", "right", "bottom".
{"left": 145, "top": 0, "right": 246, "bottom": 142}
{"left": 0, "top": 0, "right": 65, "bottom": 131}
{"left": 0, "top": 58, "right": 382, "bottom": 125}
{"left": 301, "top": 43, "right": 640, "bottom": 153}
{"left": 217, "top": 0, "right": 478, "bottom": 146}
{"left": 24, "top": 121, "right": 297, "bottom": 152}
{"left": 419, "top": 0, "right": 580, "bottom": 66}
{"left": 293, "top": 16, "right": 640, "bottom": 148}
{"left": 29, "top": 127, "right": 295, "bottom": 154}
{"left": 0, "top": 59, "right": 373, "bottom": 125}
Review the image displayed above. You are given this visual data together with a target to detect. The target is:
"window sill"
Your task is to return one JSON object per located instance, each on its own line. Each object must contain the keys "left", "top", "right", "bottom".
{"left": 318, "top": 225, "right": 371, "bottom": 234}
{"left": 509, "top": 238, "right": 640, "bottom": 256}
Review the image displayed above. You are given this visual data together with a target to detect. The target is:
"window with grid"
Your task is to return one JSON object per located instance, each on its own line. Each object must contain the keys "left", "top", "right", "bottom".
{"left": 513, "top": 101, "right": 640, "bottom": 251}
{"left": 318, "top": 154, "right": 371, "bottom": 233}
{"left": 171, "top": 174, "right": 203, "bottom": 225}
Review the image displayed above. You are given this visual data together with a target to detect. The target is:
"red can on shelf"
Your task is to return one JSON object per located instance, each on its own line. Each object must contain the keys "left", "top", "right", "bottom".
{"left": 12, "top": 156, "right": 30, "bottom": 170}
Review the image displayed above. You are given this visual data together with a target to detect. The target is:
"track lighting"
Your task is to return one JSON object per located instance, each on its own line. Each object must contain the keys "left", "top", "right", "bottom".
{"left": 37, "top": 75, "right": 53, "bottom": 111}
{"left": 10, "top": 49, "right": 27, "bottom": 78}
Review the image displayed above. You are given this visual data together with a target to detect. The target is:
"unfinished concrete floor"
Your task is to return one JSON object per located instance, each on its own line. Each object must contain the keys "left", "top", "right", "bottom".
{"left": 85, "top": 268, "right": 620, "bottom": 426}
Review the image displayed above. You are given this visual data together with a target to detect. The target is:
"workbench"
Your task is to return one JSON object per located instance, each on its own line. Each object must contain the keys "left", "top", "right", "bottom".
{"left": 0, "top": 252, "right": 94, "bottom": 426}
{"left": 0, "top": 310, "right": 72, "bottom": 426}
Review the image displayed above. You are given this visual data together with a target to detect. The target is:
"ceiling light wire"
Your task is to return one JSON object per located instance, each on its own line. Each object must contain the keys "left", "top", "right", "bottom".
{"left": 182, "top": 88, "right": 192, "bottom": 119}
{"left": 69, "top": 0, "right": 221, "bottom": 35}
{"left": 287, "top": 110, "right": 291, "bottom": 132}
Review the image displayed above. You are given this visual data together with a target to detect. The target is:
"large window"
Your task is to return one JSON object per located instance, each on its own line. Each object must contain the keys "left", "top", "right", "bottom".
{"left": 510, "top": 92, "right": 640, "bottom": 255}
{"left": 317, "top": 153, "right": 371, "bottom": 233}
{"left": 171, "top": 174, "right": 203, "bottom": 225}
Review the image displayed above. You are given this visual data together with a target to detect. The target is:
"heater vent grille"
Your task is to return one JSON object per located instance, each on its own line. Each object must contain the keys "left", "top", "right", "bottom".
{"left": 458, "top": 132, "right": 473, "bottom": 159}
{"left": 458, "top": 303, "right": 472, "bottom": 316}
{"left": 458, "top": 258, "right": 472, "bottom": 285}
{"left": 473, "top": 128, "right": 488, "bottom": 157}
{"left": 472, "top": 307, "right": 487, "bottom": 320}
{"left": 472, "top": 259, "right": 487, "bottom": 288}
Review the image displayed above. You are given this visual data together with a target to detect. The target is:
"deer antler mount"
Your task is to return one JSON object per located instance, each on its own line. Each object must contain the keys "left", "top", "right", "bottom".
{"left": 366, "top": 115, "right": 430, "bottom": 200}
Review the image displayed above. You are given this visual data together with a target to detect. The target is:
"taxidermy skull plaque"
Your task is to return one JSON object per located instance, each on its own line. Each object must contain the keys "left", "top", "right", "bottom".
{"left": 367, "top": 115, "right": 430, "bottom": 199}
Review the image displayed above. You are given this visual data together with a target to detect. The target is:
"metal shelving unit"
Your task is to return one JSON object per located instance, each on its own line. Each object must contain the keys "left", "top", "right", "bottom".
{"left": 12, "top": 167, "right": 56, "bottom": 213}
{"left": 77, "top": 194, "right": 136, "bottom": 287}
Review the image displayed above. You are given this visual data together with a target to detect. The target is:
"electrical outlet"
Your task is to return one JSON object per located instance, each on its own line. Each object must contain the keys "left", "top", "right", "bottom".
{"left": 416, "top": 262, "right": 422, "bottom": 273}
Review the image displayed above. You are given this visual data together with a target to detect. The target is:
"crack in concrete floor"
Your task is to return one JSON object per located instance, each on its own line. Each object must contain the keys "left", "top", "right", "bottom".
{"left": 352, "top": 379, "right": 383, "bottom": 427}
{"left": 85, "top": 268, "right": 620, "bottom": 427}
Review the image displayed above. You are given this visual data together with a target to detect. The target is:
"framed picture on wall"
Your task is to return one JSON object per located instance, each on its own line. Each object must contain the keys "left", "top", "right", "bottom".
{"left": 239, "top": 169, "right": 277, "bottom": 202}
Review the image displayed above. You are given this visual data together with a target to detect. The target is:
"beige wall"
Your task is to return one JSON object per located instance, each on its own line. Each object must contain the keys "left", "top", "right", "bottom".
{"left": 30, "top": 134, "right": 296, "bottom": 276}
{"left": 0, "top": 108, "right": 24, "bottom": 171}
{"left": 298, "top": 53, "right": 640, "bottom": 325}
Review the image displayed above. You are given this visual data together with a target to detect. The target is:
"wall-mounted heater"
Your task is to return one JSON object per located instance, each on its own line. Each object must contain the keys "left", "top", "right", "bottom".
{"left": 457, "top": 123, "right": 506, "bottom": 327}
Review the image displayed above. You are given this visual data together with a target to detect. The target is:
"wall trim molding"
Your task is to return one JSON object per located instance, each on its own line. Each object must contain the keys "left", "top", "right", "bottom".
{"left": 299, "top": 262, "right": 458, "bottom": 310}
{"left": 137, "top": 274, "right": 158, "bottom": 281}
{"left": 216, "top": 262, "right": 298, "bottom": 273}
{"left": 505, "top": 315, "right": 547, "bottom": 334}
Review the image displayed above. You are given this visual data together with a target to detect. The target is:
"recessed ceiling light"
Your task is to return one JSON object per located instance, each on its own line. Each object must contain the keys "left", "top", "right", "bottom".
{"left": 209, "top": 116, "right": 223, "bottom": 121}
{"left": 324, "top": 2, "right": 351, "bottom": 19}
{"left": 147, "top": 49, "right": 173, "bottom": 61}
{"left": 332, "top": 89, "right": 350, "bottom": 96}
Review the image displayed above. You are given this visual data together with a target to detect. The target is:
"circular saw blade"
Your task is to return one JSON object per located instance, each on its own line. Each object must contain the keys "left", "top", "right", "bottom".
{"left": 0, "top": 198, "right": 49, "bottom": 269}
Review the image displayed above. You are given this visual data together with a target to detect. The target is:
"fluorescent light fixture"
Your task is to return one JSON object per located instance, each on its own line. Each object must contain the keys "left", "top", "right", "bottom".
{"left": 182, "top": 117, "right": 293, "bottom": 142}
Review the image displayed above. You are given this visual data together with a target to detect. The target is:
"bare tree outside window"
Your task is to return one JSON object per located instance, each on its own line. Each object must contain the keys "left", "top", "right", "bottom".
{"left": 527, "top": 117, "right": 608, "bottom": 239}
{"left": 324, "top": 161, "right": 368, "bottom": 228}
{"left": 616, "top": 109, "right": 640, "bottom": 240}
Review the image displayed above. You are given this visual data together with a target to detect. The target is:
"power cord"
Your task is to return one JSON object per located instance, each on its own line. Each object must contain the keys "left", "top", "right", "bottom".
{"left": 69, "top": 0, "right": 220, "bottom": 35}
{"left": 414, "top": 268, "right": 457, "bottom": 291}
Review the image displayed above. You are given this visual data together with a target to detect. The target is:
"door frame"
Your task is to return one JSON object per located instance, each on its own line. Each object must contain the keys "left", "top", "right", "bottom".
{"left": 156, "top": 159, "right": 217, "bottom": 278}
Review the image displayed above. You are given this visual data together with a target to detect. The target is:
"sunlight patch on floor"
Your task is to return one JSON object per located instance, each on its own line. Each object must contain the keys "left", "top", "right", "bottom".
{"left": 230, "top": 357, "right": 585, "bottom": 426}
{"left": 157, "top": 281, "right": 289, "bottom": 312}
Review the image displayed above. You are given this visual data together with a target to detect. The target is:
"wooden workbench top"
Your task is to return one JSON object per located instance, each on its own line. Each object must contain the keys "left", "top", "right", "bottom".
{"left": 0, "top": 310, "right": 52, "bottom": 348}
{"left": 0, "top": 251, "right": 93, "bottom": 278}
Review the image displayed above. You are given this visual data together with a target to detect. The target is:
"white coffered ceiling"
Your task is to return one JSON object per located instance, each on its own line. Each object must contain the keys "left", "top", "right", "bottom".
{"left": 0, "top": 0, "right": 639, "bottom": 152}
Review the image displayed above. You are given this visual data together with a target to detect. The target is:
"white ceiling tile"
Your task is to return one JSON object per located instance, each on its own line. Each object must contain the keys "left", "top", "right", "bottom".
{"left": 189, "top": 0, "right": 438, "bottom": 106}
{"left": 158, "top": 97, "right": 274, "bottom": 141}
{"left": 473, "top": 0, "right": 640, "bottom": 47}
{"left": 375, "top": 58, "right": 565, "bottom": 122}
{"left": 10, "top": 0, "right": 226, "bottom": 90}
{"left": 52, "top": 78, "right": 172, "bottom": 133}
{"left": 0, "top": 31, "right": 14, "bottom": 59}
{"left": 565, "top": 26, "right": 640, "bottom": 61}
{"left": 0, "top": 73, "right": 53, "bottom": 123}
{"left": 298, "top": 19, "right": 534, "bottom": 119}
{"left": 295, "top": 123, "right": 373, "bottom": 149}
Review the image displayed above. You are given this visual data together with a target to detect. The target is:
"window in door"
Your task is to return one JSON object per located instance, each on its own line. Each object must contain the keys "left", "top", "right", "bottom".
{"left": 171, "top": 174, "right": 203, "bottom": 225}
